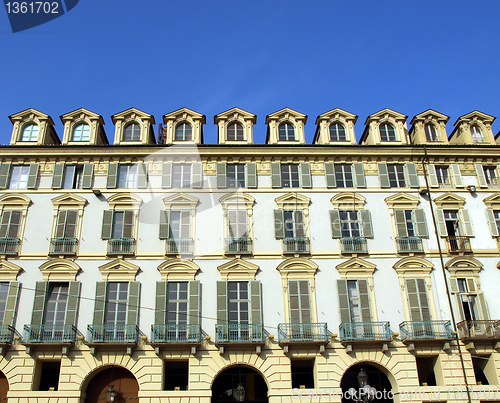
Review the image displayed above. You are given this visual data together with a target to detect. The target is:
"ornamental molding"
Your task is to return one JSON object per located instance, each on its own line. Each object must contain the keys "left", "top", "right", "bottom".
{"left": 98, "top": 259, "right": 140, "bottom": 281}
{"left": 218, "top": 258, "right": 259, "bottom": 281}
{"left": 157, "top": 259, "right": 200, "bottom": 281}
{"left": 39, "top": 258, "right": 81, "bottom": 281}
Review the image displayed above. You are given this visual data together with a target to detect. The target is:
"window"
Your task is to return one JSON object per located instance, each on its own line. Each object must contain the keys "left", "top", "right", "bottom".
{"left": 278, "top": 123, "right": 296, "bottom": 141}
{"left": 62, "top": 165, "right": 83, "bottom": 189}
{"left": 53, "top": 210, "right": 78, "bottom": 239}
{"left": 394, "top": 209, "right": 428, "bottom": 238}
{"left": 123, "top": 122, "right": 141, "bottom": 141}
{"left": 172, "top": 164, "right": 192, "bottom": 188}
{"left": 159, "top": 210, "right": 193, "bottom": 254}
{"left": 164, "top": 361, "right": 189, "bottom": 391}
{"left": 483, "top": 166, "right": 498, "bottom": 187}
{"left": 105, "top": 282, "right": 128, "bottom": 328}
{"left": 416, "top": 356, "right": 437, "bottom": 386}
{"left": 337, "top": 279, "right": 372, "bottom": 324}
{"left": 168, "top": 211, "right": 191, "bottom": 239}
{"left": 102, "top": 210, "right": 135, "bottom": 254}
{"left": 281, "top": 164, "right": 300, "bottom": 188}
{"left": 339, "top": 211, "right": 361, "bottom": 237}
{"left": 227, "top": 122, "right": 244, "bottom": 141}
{"left": 166, "top": 282, "right": 188, "bottom": 326}
{"left": 175, "top": 123, "right": 193, "bottom": 141}
{"left": 472, "top": 356, "right": 490, "bottom": 385}
{"left": 487, "top": 210, "right": 500, "bottom": 236}
{"left": 405, "top": 278, "right": 430, "bottom": 322}
{"left": 163, "top": 162, "right": 202, "bottom": 189}
{"left": 471, "top": 125, "right": 484, "bottom": 143}
{"left": 456, "top": 278, "right": 479, "bottom": 321}
{"left": 291, "top": 359, "right": 315, "bottom": 389}
{"left": 329, "top": 123, "right": 346, "bottom": 141}
{"left": 379, "top": 123, "right": 396, "bottom": 141}
{"left": 118, "top": 165, "right": 138, "bottom": 188}
{"left": 334, "top": 164, "right": 354, "bottom": 188}
{"left": 330, "top": 209, "right": 373, "bottom": 252}
{"left": 226, "top": 164, "right": 246, "bottom": 188}
{"left": 437, "top": 209, "right": 473, "bottom": 251}
{"left": 435, "top": 166, "right": 451, "bottom": 187}
{"left": 71, "top": 123, "right": 90, "bottom": 142}
{"left": 21, "top": 123, "right": 39, "bottom": 142}
{"left": 283, "top": 210, "right": 305, "bottom": 238}
{"left": 228, "top": 281, "right": 249, "bottom": 325}
{"left": 112, "top": 211, "right": 133, "bottom": 239}
{"left": 0, "top": 283, "right": 10, "bottom": 326}
{"left": 44, "top": 284, "right": 68, "bottom": 329}
{"left": 8, "top": 165, "right": 30, "bottom": 189}
{"left": 217, "top": 163, "right": 257, "bottom": 189}
{"left": 425, "top": 124, "right": 439, "bottom": 142}
{"left": 228, "top": 210, "right": 248, "bottom": 239}
{"left": 0, "top": 211, "right": 21, "bottom": 239}
{"left": 325, "top": 162, "right": 366, "bottom": 189}
{"left": 37, "top": 361, "right": 61, "bottom": 391}
{"left": 387, "top": 164, "right": 406, "bottom": 187}
{"left": 379, "top": 163, "right": 419, "bottom": 188}
{"left": 443, "top": 210, "right": 461, "bottom": 237}
{"left": 271, "top": 163, "right": 311, "bottom": 189}
{"left": 288, "top": 280, "right": 311, "bottom": 323}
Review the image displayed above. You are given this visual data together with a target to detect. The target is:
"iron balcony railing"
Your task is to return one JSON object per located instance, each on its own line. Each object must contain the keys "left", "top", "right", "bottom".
{"left": 151, "top": 324, "right": 201, "bottom": 343}
{"left": 340, "top": 237, "right": 368, "bottom": 253}
{"left": 339, "top": 322, "right": 392, "bottom": 341}
{"left": 283, "top": 237, "right": 310, "bottom": 254}
{"left": 23, "top": 324, "right": 77, "bottom": 343}
{"left": 399, "top": 320, "right": 453, "bottom": 340}
{"left": 278, "top": 323, "right": 329, "bottom": 343}
{"left": 107, "top": 238, "right": 135, "bottom": 255}
{"left": 87, "top": 324, "right": 139, "bottom": 343}
{"left": 216, "top": 323, "right": 265, "bottom": 343}
{"left": 457, "top": 320, "right": 500, "bottom": 340}
{"left": 0, "top": 238, "right": 20, "bottom": 255}
{"left": 445, "top": 236, "right": 471, "bottom": 253}
{"left": 225, "top": 237, "right": 252, "bottom": 254}
{"left": 165, "top": 238, "right": 193, "bottom": 254}
{"left": 49, "top": 238, "right": 78, "bottom": 255}
{"left": 0, "top": 325, "right": 15, "bottom": 344}
{"left": 396, "top": 236, "right": 423, "bottom": 253}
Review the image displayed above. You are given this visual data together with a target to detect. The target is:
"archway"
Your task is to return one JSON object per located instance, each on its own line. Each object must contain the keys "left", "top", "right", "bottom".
{"left": 340, "top": 363, "right": 393, "bottom": 403}
{"left": 0, "top": 371, "right": 9, "bottom": 401}
{"left": 212, "top": 365, "right": 268, "bottom": 403}
{"left": 84, "top": 366, "right": 138, "bottom": 403}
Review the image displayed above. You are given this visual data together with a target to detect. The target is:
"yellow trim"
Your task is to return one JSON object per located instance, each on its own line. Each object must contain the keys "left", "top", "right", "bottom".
{"left": 39, "top": 259, "right": 81, "bottom": 281}
{"left": 98, "top": 259, "right": 140, "bottom": 281}
{"left": 330, "top": 192, "right": 366, "bottom": 210}
{"left": 217, "top": 258, "right": 259, "bottom": 281}
{"left": 157, "top": 259, "right": 200, "bottom": 281}
{"left": 0, "top": 259, "right": 22, "bottom": 281}
{"left": 433, "top": 192, "right": 466, "bottom": 209}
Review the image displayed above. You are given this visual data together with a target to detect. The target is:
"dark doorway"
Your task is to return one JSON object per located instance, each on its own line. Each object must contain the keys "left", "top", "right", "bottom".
{"left": 340, "top": 363, "right": 393, "bottom": 403}
{"left": 84, "top": 366, "right": 139, "bottom": 403}
{"left": 212, "top": 365, "right": 268, "bottom": 403}
{"left": 0, "top": 371, "right": 8, "bottom": 401}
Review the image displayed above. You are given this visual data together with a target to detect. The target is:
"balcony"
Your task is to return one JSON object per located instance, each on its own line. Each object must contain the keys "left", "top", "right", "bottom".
{"left": 340, "top": 237, "right": 367, "bottom": 254}
{"left": 0, "top": 238, "right": 20, "bottom": 255}
{"left": 457, "top": 320, "right": 500, "bottom": 340}
{"left": 151, "top": 324, "right": 201, "bottom": 343}
{"left": 283, "top": 237, "right": 310, "bottom": 254}
{"left": 278, "top": 323, "right": 329, "bottom": 343}
{"left": 445, "top": 236, "right": 471, "bottom": 253}
{"left": 399, "top": 321, "right": 453, "bottom": 341}
{"left": 23, "top": 324, "right": 77, "bottom": 344}
{"left": 0, "top": 325, "right": 15, "bottom": 344}
{"left": 225, "top": 237, "right": 252, "bottom": 255}
{"left": 216, "top": 324, "right": 265, "bottom": 343}
{"left": 107, "top": 238, "right": 135, "bottom": 255}
{"left": 49, "top": 238, "right": 78, "bottom": 255}
{"left": 87, "top": 324, "right": 139, "bottom": 343}
{"left": 165, "top": 238, "right": 193, "bottom": 254}
{"left": 339, "top": 322, "right": 392, "bottom": 342}
{"left": 396, "top": 236, "right": 423, "bottom": 253}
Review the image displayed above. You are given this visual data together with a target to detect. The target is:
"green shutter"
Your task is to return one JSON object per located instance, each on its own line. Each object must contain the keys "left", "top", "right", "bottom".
{"left": 162, "top": 162, "right": 172, "bottom": 189}
{"left": 298, "top": 280, "right": 311, "bottom": 323}
{"left": 82, "top": 163, "right": 94, "bottom": 189}
{"left": 159, "top": 211, "right": 170, "bottom": 239}
{"left": 436, "top": 209, "right": 447, "bottom": 237}
{"left": 64, "top": 281, "right": 81, "bottom": 328}
{"left": 475, "top": 164, "right": 488, "bottom": 188}
{"left": 155, "top": 282, "right": 167, "bottom": 326}
{"left": 330, "top": 210, "right": 341, "bottom": 238}
{"left": 406, "top": 163, "right": 419, "bottom": 188}
{"left": 353, "top": 162, "right": 366, "bottom": 188}
{"left": 189, "top": 281, "right": 200, "bottom": 326}
{"left": 122, "top": 211, "right": 135, "bottom": 238}
{"left": 466, "top": 278, "right": 476, "bottom": 293}
{"left": 427, "top": 165, "right": 439, "bottom": 188}
{"left": 274, "top": 210, "right": 285, "bottom": 239}
{"left": 93, "top": 282, "right": 107, "bottom": 326}
{"left": 414, "top": 209, "right": 428, "bottom": 238}
{"left": 325, "top": 163, "right": 336, "bottom": 188}
{"left": 27, "top": 163, "right": 39, "bottom": 189}
{"left": 271, "top": 162, "right": 281, "bottom": 188}
{"left": 216, "top": 162, "right": 227, "bottom": 188}
{"left": 300, "top": 163, "right": 312, "bottom": 188}
{"left": 55, "top": 210, "right": 67, "bottom": 238}
{"left": 337, "top": 280, "right": 350, "bottom": 323}
{"left": 288, "top": 280, "right": 300, "bottom": 323}
{"left": 394, "top": 209, "right": 408, "bottom": 237}
{"left": 126, "top": 282, "right": 140, "bottom": 326}
{"left": 294, "top": 211, "right": 305, "bottom": 237}
{"left": 358, "top": 279, "right": 372, "bottom": 322}
{"left": 0, "top": 211, "right": 11, "bottom": 238}
{"left": 31, "top": 282, "right": 48, "bottom": 327}
{"left": 137, "top": 163, "right": 148, "bottom": 188}
{"left": 378, "top": 163, "right": 390, "bottom": 188}
{"left": 65, "top": 211, "right": 78, "bottom": 238}
{"left": 486, "top": 209, "right": 499, "bottom": 236}
{"left": 289, "top": 280, "right": 311, "bottom": 324}
{"left": 450, "top": 164, "right": 464, "bottom": 187}
{"left": 405, "top": 278, "right": 422, "bottom": 321}
{"left": 360, "top": 210, "right": 373, "bottom": 238}
{"left": 246, "top": 163, "right": 257, "bottom": 189}
{"left": 8, "top": 211, "right": 21, "bottom": 238}
{"left": 478, "top": 293, "right": 489, "bottom": 321}
{"left": 449, "top": 278, "right": 459, "bottom": 293}
{"left": 460, "top": 210, "right": 474, "bottom": 237}
{"left": 192, "top": 162, "right": 203, "bottom": 189}
{"left": 101, "top": 211, "right": 113, "bottom": 239}
{"left": 250, "top": 281, "right": 262, "bottom": 325}
{"left": 52, "top": 163, "right": 64, "bottom": 189}
{"left": 106, "top": 163, "right": 119, "bottom": 188}
{"left": 417, "top": 278, "right": 431, "bottom": 321}
{"left": 216, "top": 281, "right": 228, "bottom": 325}
{"left": 0, "top": 164, "right": 11, "bottom": 189}
{"left": 3, "top": 282, "right": 20, "bottom": 327}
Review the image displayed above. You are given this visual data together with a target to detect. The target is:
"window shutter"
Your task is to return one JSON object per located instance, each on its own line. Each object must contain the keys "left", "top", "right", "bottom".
{"left": 300, "top": 163, "right": 312, "bottom": 188}
{"left": 65, "top": 281, "right": 81, "bottom": 328}
{"left": 330, "top": 210, "right": 341, "bottom": 238}
{"left": 378, "top": 163, "right": 390, "bottom": 188}
{"left": 436, "top": 209, "right": 447, "bottom": 236}
{"left": 405, "top": 163, "right": 419, "bottom": 188}
{"left": 324, "top": 163, "right": 336, "bottom": 188}
{"left": 82, "top": 163, "right": 94, "bottom": 189}
{"left": 52, "top": 163, "right": 64, "bottom": 189}
{"left": 271, "top": 162, "right": 281, "bottom": 188}
{"left": 449, "top": 278, "right": 459, "bottom": 293}
{"left": 360, "top": 210, "right": 373, "bottom": 238}
{"left": 460, "top": 210, "right": 474, "bottom": 237}
{"left": 478, "top": 293, "right": 489, "bottom": 321}
{"left": 486, "top": 209, "right": 499, "bottom": 236}
{"left": 289, "top": 280, "right": 311, "bottom": 324}
{"left": 137, "top": 163, "right": 148, "bottom": 189}
{"left": 450, "top": 164, "right": 464, "bottom": 187}
{"left": 416, "top": 278, "right": 431, "bottom": 321}
{"left": 162, "top": 162, "right": 172, "bottom": 189}
{"left": 8, "top": 211, "right": 21, "bottom": 238}
{"left": 65, "top": 211, "right": 78, "bottom": 238}
{"left": 394, "top": 209, "right": 408, "bottom": 237}
{"left": 31, "top": 281, "right": 48, "bottom": 327}
{"left": 27, "top": 163, "right": 39, "bottom": 189}
{"left": 101, "top": 211, "right": 113, "bottom": 239}
{"left": 55, "top": 210, "right": 67, "bottom": 238}
{"left": 246, "top": 163, "right": 257, "bottom": 189}
{"left": 93, "top": 282, "right": 107, "bottom": 326}
{"left": 294, "top": 211, "right": 305, "bottom": 237}
{"left": 216, "top": 162, "right": 227, "bottom": 188}
{"left": 406, "top": 278, "right": 422, "bottom": 321}
{"left": 3, "top": 282, "right": 20, "bottom": 327}
{"left": 155, "top": 282, "right": 167, "bottom": 326}
{"left": 250, "top": 281, "right": 262, "bottom": 324}
{"left": 414, "top": 209, "right": 428, "bottom": 238}
{"left": 189, "top": 280, "right": 200, "bottom": 326}
{"left": 0, "top": 164, "right": 11, "bottom": 189}
{"left": 106, "top": 163, "right": 119, "bottom": 188}
{"left": 475, "top": 164, "right": 488, "bottom": 188}
{"left": 427, "top": 165, "right": 439, "bottom": 188}
{"left": 216, "top": 281, "right": 228, "bottom": 325}
{"left": 337, "top": 280, "right": 351, "bottom": 323}
{"left": 288, "top": 280, "right": 300, "bottom": 323}
{"left": 358, "top": 279, "right": 372, "bottom": 322}
{"left": 159, "top": 211, "right": 170, "bottom": 239}
{"left": 0, "top": 211, "right": 11, "bottom": 238}
{"left": 353, "top": 163, "right": 366, "bottom": 188}
{"left": 192, "top": 162, "right": 203, "bottom": 189}
{"left": 466, "top": 278, "right": 476, "bottom": 293}
{"left": 298, "top": 280, "right": 311, "bottom": 323}
{"left": 274, "top": 210, "right": 285, "bottom": 239}
{"left": 123, "top": 211, "right": 135, "bottom": 238}
{"left": 126, "top": 282, "right": 140, "bottom": 326}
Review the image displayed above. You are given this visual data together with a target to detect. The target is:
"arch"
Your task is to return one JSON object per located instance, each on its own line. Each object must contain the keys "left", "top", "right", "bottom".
{"left": 123, "top": 122, "right": 142, "bottom": 141}
{"left": 0, "top": 370, "right": 9, "bottom": 401}
{"left": 0, "top": 193, "right": 32, "bottom": 207}
{"left": 83, "top": 365, "right": 139, "bottom": 403}
{"left": 71, "top": 122, "right": 91, "bottom": 141}
{"left": 340, "top": 361, "right": 396, "bottom": 401}
{"left": 211, "top": 364, "right": 268, "bottom": 403}
{"left": 107, "top": 193, "right": 142, "bottom": 210}
{"left": 445, "top": 256, "right": 483, "bottom": 276}
{"left": 278, "top": 122, "right": 296, "bottom": 141}
{"left": 157, "top": 259, "right": 200, "bottom": 281}
{"left": 329, "top": 122, "right": 347, "bottom": 141}
{"left": 276, "top": 257, "right": 318, "bottom": 276}
{"left": 39, "top": 258, "right": 81, "bottom": 281}
{"left": 227, "top": 121, "right": 244, "bottom": 141}
{"left": 424, "top": 123, "right": 439, "bottom": 142}
{"left": 20, "top": 122, "right": 39, "bottom": 142}
{"left": 175, "top": 122, "right": 193, "bottom": 141}
{"left": 379, "top": 122, "right": 396, "bottom": 141}
{"left": 331, "top": 192, "right": 366, "bottom": 209}
{"left": 393, "top": 256, "right": 433, "bottom": 275}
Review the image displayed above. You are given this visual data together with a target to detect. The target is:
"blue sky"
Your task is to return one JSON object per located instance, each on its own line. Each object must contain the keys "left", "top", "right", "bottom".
{"left": 1, "top": 0, "right": 500, "bottom": 144}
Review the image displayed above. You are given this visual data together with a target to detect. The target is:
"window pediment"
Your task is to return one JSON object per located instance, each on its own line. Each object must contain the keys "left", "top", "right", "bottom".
{"left": 409, "top": 109, "right": 450, "bottom": 145}
{"left": 0, "top": 193, "right": 31, "bottom": 208}
{"left": 433, "top": 192, "right": 465, "bottom": 209}
{"left": 384, "top": 192, "right": 420, "bottom": 209}
{"left": 52, "top": 193, "right": 87, "bottom": 209}
{"left": 9, "top": 108, "right": 59, "bottom": 146}
{"left": 313, "top": 108, "right": 357, "bottom": 145}
{"left": 99, "top": 259, "right": 140, "bottom": 281}
{"left": 111, "top": 107, "right": 155, "bottom": 145}
{"left": 60, "top": 108, "right": 108, "bottom": 145}
{"left": 265, "top": 108, "right": 307, "bottom": 144}
{"left": 483, "top": 193, "right": 500, "bottom": 209}
{"left": 446, "top": 257, "right": 482, "bottom": 281}
{"left": 215, "top": 107, "right": 256, "bottom": 145}
{"left": 330, "top": 192, "right": 366, "bottom": 209}
{"left": 360, "top": 108, "right": 409, "bottom": 145}
{"left": 107, "top": 193, "right": 142, "bottom": 210}
{"left": 276, "top": 257, "right": 318, "bottom": 279}
{"left": 218, "top": 258, "right": 259, "bottom": 281}
{"left": 162, "top": 108, "right": 206, "bottom": 145}
{"left": 157, "top": 259, "right": 200, "bottom": 281}
{"left": 219, "top": 193, "right": 255, "bottom": 210}
{"left": 0, "top": 260, "right": 22, "bottom": 281}
{"left": 163, "top": 193, "right": 199, "bottom": 210}
{"left": 275, "top": 192, "right": 310, "bottom": 209}
{"left": 393, "top": 257, "right": 433, "bottom": 276}
{"left": 39, "top": 259, "right": 81, "bottom": 281}
{"left": 336, "top": 257, "right": 376, "bottom": 278}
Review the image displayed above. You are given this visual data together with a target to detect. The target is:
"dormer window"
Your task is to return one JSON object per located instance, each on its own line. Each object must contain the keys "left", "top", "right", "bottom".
{"left": 71, "top": 123, "right": 90, "bottom": 142}
{"left": 227, "top": 122, "right": 244, "bottom": 141}
{"left": 279, "top": 123, "right": 296, "bottom": 141}
{"left": 175, "top": 123, "right": 193, "bottom": 141}
{"left": 425, "top": 124, "right": 439, "bottom": 142}
{"left": 471, "top": 125, "right": 484, "bottom": 143}
{"left": 20, "top": 123, "right": 39, "bottom": 142}
{"left": 329, "top": 123, "right": 347, "bottom": 141}
{"left": 123, "top": 122, "right": 141, "bottom": 141}
{"left": 379, "top": 123, "right": 396, "bottom": 141}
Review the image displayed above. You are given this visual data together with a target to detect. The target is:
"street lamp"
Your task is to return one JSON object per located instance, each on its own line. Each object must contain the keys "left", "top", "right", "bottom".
{"left": 105, "top": 384, "right": 117, "bottom": 402}
{"left": 347, "top": 368, "right": 377, "bottom": 403}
